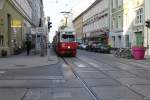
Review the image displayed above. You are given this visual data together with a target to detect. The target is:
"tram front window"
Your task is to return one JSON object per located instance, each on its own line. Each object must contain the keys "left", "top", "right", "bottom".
{"left": 61, "top": 34, "right": 75, "bottom": 42}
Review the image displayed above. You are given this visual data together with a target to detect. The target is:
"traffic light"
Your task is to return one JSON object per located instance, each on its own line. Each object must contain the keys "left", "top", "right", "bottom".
{"left": 48, "top": 22, "right": 52, "bottom": 29}
{"left": 145, "top": 20, "right": 150, "bottom": 28}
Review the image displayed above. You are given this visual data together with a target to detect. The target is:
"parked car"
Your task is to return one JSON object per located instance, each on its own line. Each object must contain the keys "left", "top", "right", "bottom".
{"left": 78, "top": 44, "right": 88, "bottom": 50}
{"left": 91, "top": 42, "right": 97, "bottom": 51}
{"left": 96, "top": 43, "right": 111, "bottom": 53}
{"left": 82, "top": 44, "right": 88, "bottom": 50}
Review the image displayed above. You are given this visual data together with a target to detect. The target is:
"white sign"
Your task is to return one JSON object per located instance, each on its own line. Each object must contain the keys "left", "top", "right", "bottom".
{"left": 36, "top": 27, "right": 45, "bottom": 33}
{"left": 31, "top": 28, "right": 36, "bottom": 34}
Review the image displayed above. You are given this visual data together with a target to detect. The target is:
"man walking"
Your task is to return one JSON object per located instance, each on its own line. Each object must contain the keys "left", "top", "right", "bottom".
{"left": 26, "top": 39, "right": 31, "bottom": 55}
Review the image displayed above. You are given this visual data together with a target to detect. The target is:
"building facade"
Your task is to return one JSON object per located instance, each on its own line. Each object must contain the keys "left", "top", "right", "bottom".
{"left": 110, "top": 0, "right": 144, "bottom": 48}
{"left": 109, "top": 0, "right": 150, "bottom": 56}
{"left": 109, "top": 0, "right": 125, "bottom": 48}
{"left": 0, "top": 0, "right": 43, "bottom": 56}
{"left": 28, "top": 0, "right": 44, "bottom": 27}
{"left": 83, "top": 0, "right": 110, "bottom": 44}
{"left": 144, "top": 0, "right": 150, "bottom": 56}
{"left": 72, "top": 13, "right": 83, "bottom": 43}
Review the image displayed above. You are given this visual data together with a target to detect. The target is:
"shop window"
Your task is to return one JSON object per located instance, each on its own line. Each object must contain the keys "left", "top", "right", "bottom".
{"left": 112, "top": 36, "right": 115, "bottom": 47}
{"left": 125, "top": 35, "right": 129, "bottom": 47}
{"left": 118, "top": 35, "right": 122, "bottom": 47}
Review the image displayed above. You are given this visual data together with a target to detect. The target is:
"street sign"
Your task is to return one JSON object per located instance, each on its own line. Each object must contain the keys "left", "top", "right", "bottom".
{"left": 31, "top": 28, "right": 36, "bottom": 34}
{"left": 36, "top": 27, "right": 45, "bottom": 34}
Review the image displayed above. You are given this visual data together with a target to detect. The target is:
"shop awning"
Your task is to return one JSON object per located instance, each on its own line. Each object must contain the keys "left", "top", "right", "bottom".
{"left": 0, "top": 0, "right": 4, "bottom": 10}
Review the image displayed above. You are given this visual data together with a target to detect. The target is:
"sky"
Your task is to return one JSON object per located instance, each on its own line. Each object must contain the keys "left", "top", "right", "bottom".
{"left": 43, "top": 0, "right": 96, "bottom": 42}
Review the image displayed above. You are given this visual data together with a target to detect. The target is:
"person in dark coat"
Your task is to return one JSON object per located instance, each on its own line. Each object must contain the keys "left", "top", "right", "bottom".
{"left": 25, "top": 39, "right": 31, "bottom": 55}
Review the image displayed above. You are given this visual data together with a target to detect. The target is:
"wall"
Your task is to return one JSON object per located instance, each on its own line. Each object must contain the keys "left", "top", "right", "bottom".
{"left": 0, "top": 0, "right": 31, "bottom": 56}
{"left": 73, "top": 16, "right": 83, "bottom": 42}
{"left": 83, "top": 0, "right": 109, "bottom": 40}
{"left": 144, "top": 0, "right": 150, "bottom": 56}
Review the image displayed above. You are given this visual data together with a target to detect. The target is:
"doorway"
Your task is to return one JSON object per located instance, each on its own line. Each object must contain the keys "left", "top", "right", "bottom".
{"left": 7, "top": 14, "right": 11, "bottom": 47}
{"left": 135, "top": 32, "right": 143, "bottom": 46}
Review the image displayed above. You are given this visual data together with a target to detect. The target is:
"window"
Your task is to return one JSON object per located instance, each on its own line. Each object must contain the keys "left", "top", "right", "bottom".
{"left": 112, "top": 0, "right": 116, "bottom": 9}
{"left": 125, "top": 13, "right": 128, "bottom": 26}
{"left": 125, "top": 35, "right": 129, "bottom": 47}
{"left": 112, "top": 17, "right": 116, "bottom": 29}
{"left": 61, "top": 34, "right": 75, "bottom": 42}
{"left": 118, "top": 0, "right": 123, "bottom": 7}
{"left": 116, "top": 17, "right": 118, "bottom": 28}
{"left": 135, "top": 8, "right": 144, "bottom": 24}
{"left": 118, "top": 15, "right": 122, "bottom": 28}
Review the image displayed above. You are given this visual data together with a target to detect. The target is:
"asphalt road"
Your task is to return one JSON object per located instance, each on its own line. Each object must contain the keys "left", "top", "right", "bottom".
{"left": 1, "top": 49, "right": 150, "bottom": 100}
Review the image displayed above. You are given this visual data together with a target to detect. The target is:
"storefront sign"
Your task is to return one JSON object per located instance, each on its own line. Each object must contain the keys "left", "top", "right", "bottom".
{"left": 11, "top": 19, "right": 22, "bottom": 27}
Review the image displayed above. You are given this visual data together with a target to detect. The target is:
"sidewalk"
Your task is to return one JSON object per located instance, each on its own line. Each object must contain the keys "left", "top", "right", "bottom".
{"left": 0, "top": 49, "right": 59, "bottom": 69}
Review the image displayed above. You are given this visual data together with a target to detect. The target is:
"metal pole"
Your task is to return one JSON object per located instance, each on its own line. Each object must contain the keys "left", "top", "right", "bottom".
{"left": 147, "top": 27, "right": 149, "bottom": 49}
{"left": 65, "top": 17, "right": 68, "bottom": 27}
{"left": 40, "top": 33, "right": 44, "bottom": 56}
{"left": 35, "top": 31, "right": 37, "bottom": 54}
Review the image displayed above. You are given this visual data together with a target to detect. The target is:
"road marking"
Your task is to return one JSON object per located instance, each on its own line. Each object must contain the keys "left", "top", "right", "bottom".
{"left": 1, "top": 76, "right": 64, "bottom": 80}
{"left": 52, "top": 80, "right": 66, "bottom": 83}
{"left": 53, "top": 92, "right": 72, "bottom": 98}
{"left": 76, "top": 70, "right": 99, "bottom": 72}
{"left": 0, "top": 71, "right": 6, "bottom": 74}
{"left": 89, "top": 62, "right": 99, "bottom": 67}
{"left": 62, "top": 64, "right": 68, "bottom": 68}
{"left": 74, "top": 62, "right": 86, "bottom": 67}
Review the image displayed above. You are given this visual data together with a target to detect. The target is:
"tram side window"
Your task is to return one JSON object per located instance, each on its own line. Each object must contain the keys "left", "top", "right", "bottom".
{"left": 62, "top": 34, "right": 75, "bottom": 42}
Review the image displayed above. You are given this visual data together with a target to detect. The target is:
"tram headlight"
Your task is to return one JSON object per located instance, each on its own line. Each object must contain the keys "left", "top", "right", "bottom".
{"left": 68, "top": 46, "right": 70, "bottom": 49}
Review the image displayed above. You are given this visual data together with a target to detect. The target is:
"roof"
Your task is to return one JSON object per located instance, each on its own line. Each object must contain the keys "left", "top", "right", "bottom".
{"left": 72, "top": 0, "right": 102, "bottom": 22}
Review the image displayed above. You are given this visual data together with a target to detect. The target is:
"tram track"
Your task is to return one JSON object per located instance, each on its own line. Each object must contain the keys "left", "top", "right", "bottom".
{"left": 62, "top": 57, "right": 102, "bottom": 100}
{"left": 72, "top": 56, "right": 146, "bottom": 99}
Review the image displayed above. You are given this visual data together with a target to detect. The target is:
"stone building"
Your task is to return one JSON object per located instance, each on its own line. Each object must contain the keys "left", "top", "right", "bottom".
{"left": 72, "top": 13, "right": 83, "bottom": 43}
{"left": 82, "top": 0, "right": 110, "bottom": 44}
{"left": 0, "top": 0, "right": 44, "bottom": 56}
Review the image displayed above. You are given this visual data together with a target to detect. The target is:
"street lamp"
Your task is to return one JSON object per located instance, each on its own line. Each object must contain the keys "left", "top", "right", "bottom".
{"left": 60, "top": 11, "right": 70, "bottom": 27}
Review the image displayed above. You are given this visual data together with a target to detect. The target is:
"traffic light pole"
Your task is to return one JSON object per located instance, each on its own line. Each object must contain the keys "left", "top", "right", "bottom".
{"left": 40, "top": 33, "right": 44, "bottom": 56}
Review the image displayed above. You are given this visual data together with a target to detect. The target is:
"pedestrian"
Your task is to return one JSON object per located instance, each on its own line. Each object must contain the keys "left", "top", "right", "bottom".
{"left": 25, "top": 39, "right": 31, "bottom": 55}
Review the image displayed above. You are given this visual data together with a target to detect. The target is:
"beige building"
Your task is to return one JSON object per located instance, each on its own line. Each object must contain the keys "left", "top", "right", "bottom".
{"left": 82, "top": 0, "right": 110, "bottom": 44}
{"left": 0, "top": 0, "right": 32, "bottom": 56}
{"left": 72, "top": 14, "right": 83, "bottom": 43}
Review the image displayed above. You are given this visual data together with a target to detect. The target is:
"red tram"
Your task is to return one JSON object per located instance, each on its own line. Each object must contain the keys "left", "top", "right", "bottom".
{"left": 53, "top": 28, "right": 77, "bottom": 57}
